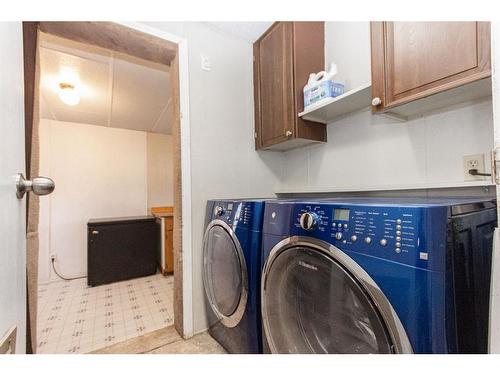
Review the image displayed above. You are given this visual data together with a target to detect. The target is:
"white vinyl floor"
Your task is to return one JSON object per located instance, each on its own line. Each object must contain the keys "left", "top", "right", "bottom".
{"left": 37, "top": 273, "right": 174, "bottom": 354}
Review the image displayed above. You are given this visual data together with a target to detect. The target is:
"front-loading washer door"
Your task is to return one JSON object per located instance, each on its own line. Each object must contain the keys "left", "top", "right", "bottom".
{"left": 261, "top": 237, "right": 413, "bottom": 354}
{"left": 203, "top": 220, "right": 248, "bottom": 328}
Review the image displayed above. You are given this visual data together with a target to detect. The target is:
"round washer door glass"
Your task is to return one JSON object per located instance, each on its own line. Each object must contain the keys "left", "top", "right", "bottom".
{"left": 203, "top": 224, "right": 245, "bottom": 320}
{"left": 263, "top": 246, "right": 393, "bottom": 353}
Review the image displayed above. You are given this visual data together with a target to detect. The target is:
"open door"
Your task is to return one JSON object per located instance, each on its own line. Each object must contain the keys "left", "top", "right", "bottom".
{"left": 0, "top": 22, "right": 27, "bottom": 354}
{"left": 0, "top": 22, "right": 56, "bottom": 354}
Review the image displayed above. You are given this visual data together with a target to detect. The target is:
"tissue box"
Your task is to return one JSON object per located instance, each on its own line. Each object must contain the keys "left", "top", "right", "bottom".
{"left": 304, "top": 81, "right": 345, "bottom": 108}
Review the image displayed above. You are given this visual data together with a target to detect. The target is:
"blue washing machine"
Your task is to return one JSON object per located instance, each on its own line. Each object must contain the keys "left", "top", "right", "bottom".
{"left": 203, "top": 199, "right": 266, "bottom": 353}
{"left": 260, "top": 197, "right": 496, "bottom": 354}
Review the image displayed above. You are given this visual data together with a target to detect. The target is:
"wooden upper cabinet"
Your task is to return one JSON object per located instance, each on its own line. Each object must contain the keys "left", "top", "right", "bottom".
{"left": 254, "top": 22, "right": 326, "bottom": 150}
{"left": 371, "top": 22, "right": 491, "bottom": 112}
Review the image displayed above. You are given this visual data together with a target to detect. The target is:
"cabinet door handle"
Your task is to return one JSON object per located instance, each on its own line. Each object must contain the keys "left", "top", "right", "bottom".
{"left": 285, "top": 130, "right": 293, "bottom": 137}
{"left": 91, "top": 230, "right": 99, "bottom": 235}
{"left": 371, "top": 97, "right": 382, "bottom": 106}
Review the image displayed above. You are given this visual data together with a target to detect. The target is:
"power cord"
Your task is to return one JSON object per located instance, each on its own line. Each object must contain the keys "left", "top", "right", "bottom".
{"left": 51, "top": 256, "right": 87, "bottom": 281}
{"left": 469, "top": 169, "right": 492, "bottom": 177}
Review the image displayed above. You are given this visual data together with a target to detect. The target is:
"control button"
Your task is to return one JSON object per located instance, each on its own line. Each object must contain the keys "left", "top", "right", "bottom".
{"left": 271, "top": 212, "right": 276, "bottom": 219}
{"left": 214, "top": 206, "right": 224, "bottom": 216}
{"left": 350, "top": 235, "right": 358, "bottom": 242}
{"left": 395, "top": 247, "right": 401, "bottom": 254}
{"left": 343, "top": 223, "right": 348, "bottom": 229}
{"left": 380, "top": 239, "right": 387, "bottom": 247}
{"left": 342, "top": 240, "right": 347, "bottom": 244}
{"left": 395, "top": 242, "right": 401, "bottom": 248}
{"left": 300, "top": 212, "right": 319, "bottom": 231}
{"left": 396, "top": 236, "right": 401, "bottom": 242}
{"left": 396, "top": 219, "right": 402, "bottom": 224}
{"left": 332, "top": 222, "right": 336, "bottom": 227}
{"left": 364, "top": 237, "right": 372, "bottom": 244}
{"left": 337, "top": 223, "right": 342, "bottom": 228}
{"left": 396, "top": 224, "right": 402, "bottom": 230}
{"left": 396, "top": 230, "right": 402, "bottom": 236}
{"left": 335, "top": 232, "right": 343, "bottom": 240}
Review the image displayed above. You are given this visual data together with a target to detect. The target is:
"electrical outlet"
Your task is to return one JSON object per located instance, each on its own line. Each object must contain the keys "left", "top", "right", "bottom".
{"left": 463, "top": 154, "right": 486, "bottom": 181}
{"left": 50, "top": 253, "right": 57, "bottom": 262}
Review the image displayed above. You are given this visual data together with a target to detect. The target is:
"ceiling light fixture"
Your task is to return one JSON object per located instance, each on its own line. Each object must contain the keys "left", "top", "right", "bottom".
{"left": 58, "top": 82, "right": 80, "bottom": 106}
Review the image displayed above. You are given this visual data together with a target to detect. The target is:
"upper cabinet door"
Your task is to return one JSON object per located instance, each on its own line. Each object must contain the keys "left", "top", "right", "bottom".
{"left": 255, "top": 22, "right": 294, "bottom": 148}
{"left": 254, "top": 22, "right": 326, "bottom": 151}
{"left": 371, "top": 22, "right": 491, "bottom": 112}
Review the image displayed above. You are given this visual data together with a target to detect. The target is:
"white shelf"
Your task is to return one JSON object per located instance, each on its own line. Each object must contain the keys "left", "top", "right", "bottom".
{"left": 298, "top": 83, "right": 372, "bottom": 124}
{"left": 298, "top": 77, "right": 492, "bottom": 124}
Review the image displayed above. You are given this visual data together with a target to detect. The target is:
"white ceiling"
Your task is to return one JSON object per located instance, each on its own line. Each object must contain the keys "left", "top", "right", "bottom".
{"left": 39, "top": 33, "right": 172, "bottom": 135}
{"left": 205, "top": 22, "right": 273, "bottom": 42}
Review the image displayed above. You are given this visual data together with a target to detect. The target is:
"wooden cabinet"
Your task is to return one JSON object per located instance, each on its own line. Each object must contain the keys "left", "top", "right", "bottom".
{"left": 254, "top": 22, "right": 326, "bottom": 150}
{"left": 371, "top": 22, "right": 491, "bottom": 113}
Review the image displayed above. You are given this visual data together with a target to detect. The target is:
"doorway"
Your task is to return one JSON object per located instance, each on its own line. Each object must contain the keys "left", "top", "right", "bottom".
{"left": 22, "top": 22, "right": 192, "bottom": 353}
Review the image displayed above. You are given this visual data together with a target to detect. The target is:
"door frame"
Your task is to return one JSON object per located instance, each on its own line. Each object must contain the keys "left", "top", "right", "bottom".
{"left": 24, "top": 21, "right": 194, "bottom": 341}
{"left": 118, "top": 21, "right": 194, "bottom": 340}
{"left": 489, "top": 21, "right": 500, "bottom": 353}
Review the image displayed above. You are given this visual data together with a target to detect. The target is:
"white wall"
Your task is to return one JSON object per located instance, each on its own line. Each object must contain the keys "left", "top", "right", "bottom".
{"left": 39, "top": 120, "right": 149, "bottom": 282}
{"left": 281, "top": 100, "right": 494, "bottom": 192}
{"left": 325, "top": 22, "right": 371, "bottom": 91}
{"left": 143, "top": 22, "right": 283, "bottom": 333}
{"left": 147, "top": 133, "right": 174, "bottom": 209}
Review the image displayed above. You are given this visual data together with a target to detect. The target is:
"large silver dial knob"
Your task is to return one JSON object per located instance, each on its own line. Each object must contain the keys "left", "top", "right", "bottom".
{"left": 299, "top": 212, "right": 319, "bottom": 231}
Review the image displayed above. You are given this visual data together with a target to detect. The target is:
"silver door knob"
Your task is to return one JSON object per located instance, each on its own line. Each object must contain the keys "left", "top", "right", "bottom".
{"left": 371, "top": 97, "right": 382, "bottom": 106}
{"left": 16, "top": 173, "right": 55, "bottom": 199}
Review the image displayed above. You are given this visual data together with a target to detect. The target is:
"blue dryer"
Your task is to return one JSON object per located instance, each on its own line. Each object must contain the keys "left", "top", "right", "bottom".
{"left": 260, "top": 197, "right": 496, "bottom": 354}
{"left": 203, "top": 199, "right": 265, "bottom": 353}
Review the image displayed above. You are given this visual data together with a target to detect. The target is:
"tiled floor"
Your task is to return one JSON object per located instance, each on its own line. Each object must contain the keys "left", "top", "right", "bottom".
{"left": 37, "top": 273, "right": 174, "bottom": 354}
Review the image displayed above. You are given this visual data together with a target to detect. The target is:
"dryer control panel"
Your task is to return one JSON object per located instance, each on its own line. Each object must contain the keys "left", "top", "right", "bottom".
{"left": 264, "top": 200, "right": 448, "bottom": 272}
{"left": 207, "top": 199, "right": 265, "bottom": 232}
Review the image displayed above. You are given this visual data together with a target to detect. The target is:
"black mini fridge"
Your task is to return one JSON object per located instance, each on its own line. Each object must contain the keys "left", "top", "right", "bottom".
{"left": 87, "top": 216, "right": 160, "bottom": 286}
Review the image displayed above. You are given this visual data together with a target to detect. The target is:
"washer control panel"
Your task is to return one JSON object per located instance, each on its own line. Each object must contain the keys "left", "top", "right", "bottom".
{"left": 290, "top": 202, "right": 447, "bottom": 271}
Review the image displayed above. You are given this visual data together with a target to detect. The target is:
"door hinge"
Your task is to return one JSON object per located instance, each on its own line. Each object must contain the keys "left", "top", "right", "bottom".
{"left": 254, "top": 132, "right": 258, "bottom": 139}
{"left": 492, "top": 148, "right": 500, "bottom": 185}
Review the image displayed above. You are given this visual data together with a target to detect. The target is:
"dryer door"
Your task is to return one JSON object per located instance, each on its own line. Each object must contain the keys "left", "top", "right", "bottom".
{"left": 203, "top": 220, "right": 248, "bottom": 328}
{"left": 261, "top": 237, "right": 412, "bottom": 354}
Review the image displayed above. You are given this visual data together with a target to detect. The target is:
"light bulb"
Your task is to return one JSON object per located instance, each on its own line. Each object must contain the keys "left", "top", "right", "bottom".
{"left": 58, "top": 83, "right": 80, "bottom": 106}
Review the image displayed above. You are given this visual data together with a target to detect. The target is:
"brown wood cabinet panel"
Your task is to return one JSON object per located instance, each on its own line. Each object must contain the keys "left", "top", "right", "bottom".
{"left": 371, "top": 22, "right": 491, "bottom": 112}
{"left": 293, "top": 22, "right": 327, "bottom": 141}
{"left": 165, "top": 217, "right": 173, "bottom": 274}
{"left": 258, "top": 22, "right": 294, "bottom": 146}
{"left": 151, "top": 206, "right": 174, "bottom": 275}
{"left": 254, "top": 22, "right": 326, "bottom": 150}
